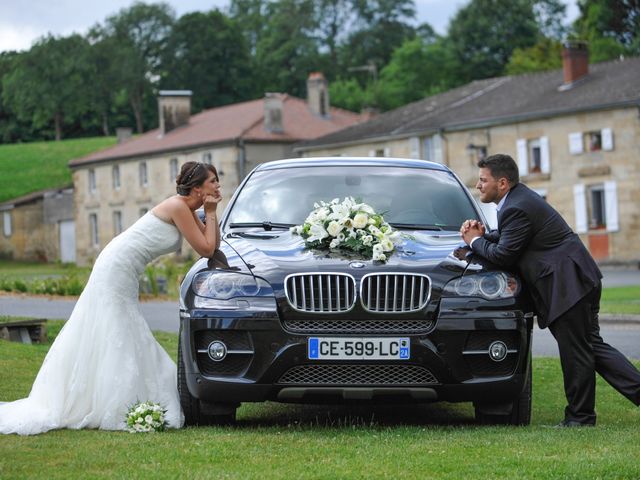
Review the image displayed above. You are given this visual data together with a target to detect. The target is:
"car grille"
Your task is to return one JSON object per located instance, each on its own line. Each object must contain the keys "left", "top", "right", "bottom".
{"left": 283, "top": 318, "right": 435, "bottom": 334}
{"left": 278, "top": 364, "right": 438, "bottom": 385}
{"left": 285, "top": 273, "right": 356, "bottom": 313}
{"left": 360, "top": 273, "right": 431, "bottom": 313}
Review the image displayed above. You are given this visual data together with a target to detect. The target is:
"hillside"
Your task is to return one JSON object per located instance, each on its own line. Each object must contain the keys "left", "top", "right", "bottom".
{"left": 0, "top": 137, "right": 117, "bottom": 204}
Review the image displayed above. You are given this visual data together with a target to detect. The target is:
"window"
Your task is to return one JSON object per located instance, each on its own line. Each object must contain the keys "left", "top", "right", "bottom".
{"left": 423, "top": 135, "right": 443, "bottom": 163}
{"left": 516, "top": 137, "right": 549, "bottom": 176}
{"left": 202, "top": 152, "right": 212, "bottom": 164}
{"left": 113, "top": 211, "right": 123, "bottom": 235}
{"left": 588, "top": 185, "right": 606, "bottom": 229}
{"left": 88, "top": 169, "right": 96, "bottom": 194}
{"left": 587, "top": 131, "right": 602, "bottom": 152}
{"left": 139, "top": 162, "right": 148, "bottom": 187}
{"left": 89, "top": 213, "right": 99, "bottom": 247}
{"left": 528, "top": 139, "right": 542, "bottom": 173}
{"left": 569, "top": 128, "right": 614, "bottom": 155}
{"left": 368, "top": 148, "right": 390, "bottom": 157}
{"left": 112, "top": 165, "right": 121, "bottom": 190}
{"left": 3, "top": 211, "right": 12, "bottom": 237}
{"left": 169, "top": 158, "right": 178, "bottom": 182}
{"left": 573, "top": 181, "right": 619, "bottom": 233}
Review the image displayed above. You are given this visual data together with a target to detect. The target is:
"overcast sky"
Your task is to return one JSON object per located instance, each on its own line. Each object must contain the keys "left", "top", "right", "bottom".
{"left": 0, "top": 0, "right": 579, "bottom": 54}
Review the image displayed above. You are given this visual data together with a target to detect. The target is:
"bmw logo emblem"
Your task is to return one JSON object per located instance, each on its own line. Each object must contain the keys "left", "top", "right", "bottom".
{"left": 350, "top": 261, "right": 366, "bottom": 269}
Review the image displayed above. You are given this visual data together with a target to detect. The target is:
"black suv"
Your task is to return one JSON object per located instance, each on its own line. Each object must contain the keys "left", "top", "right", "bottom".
{"left": 178, "top": 157, "right": 534, "bottom": 425}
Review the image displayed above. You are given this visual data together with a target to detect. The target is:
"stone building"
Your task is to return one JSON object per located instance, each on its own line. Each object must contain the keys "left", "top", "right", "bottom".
{"left": 0, "top": 187, "right": 75, "bottom": 262}
{"left": 68, "top": 74, "right": 365, "bottom": 265}
{"left": 295, "top": 44, "right": 640, "bottom": 263}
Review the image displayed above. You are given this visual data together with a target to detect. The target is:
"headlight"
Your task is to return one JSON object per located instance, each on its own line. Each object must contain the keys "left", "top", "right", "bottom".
{"left": 191, "top": 271, "right": 276, "bottom": 310}
{"left": 443, "top": 272, "right": 520, "bottom": 300}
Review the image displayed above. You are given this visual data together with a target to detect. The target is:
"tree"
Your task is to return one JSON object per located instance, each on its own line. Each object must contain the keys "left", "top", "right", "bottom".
{"left": 374, "top": 36, "right": 460, "bottom": 111}
{"left": 95, "top": 2, "right": 175, "bottom": 133}
{"left": 505, "top": 37, "right": 563, "bottom": 74}
{"left": 253, "top": 0, "right": 321, "bottom": 96}
{"left": 2, "top": 35, "right": 94, "bottom": 141}
{"left": 338, "top": 0, "right": 417, "bottom": 74}
{"left": 161, "top": 11, "right": 254, "bottom": 111}
{"left": 572, "top": 0, "right": 639, "bottom": 59}
{"left": 448, "top": 0, "right": 540, "bottom": 82}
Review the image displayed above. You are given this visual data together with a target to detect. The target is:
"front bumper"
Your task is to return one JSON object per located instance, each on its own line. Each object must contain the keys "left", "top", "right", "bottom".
{"left": 179, "top": 303, "right": 534, "bottom": 406}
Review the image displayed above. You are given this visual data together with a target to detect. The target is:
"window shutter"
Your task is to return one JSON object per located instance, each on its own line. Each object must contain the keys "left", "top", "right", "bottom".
{"left": 433, "top": 134, "right": 443, "bottom": 164}
{"left": 368, "top": 149, "right": 375, "bottom": 157}
{"left": 573, "top": 184, "right": 587, "bottom": 233}
{"left": 601, "top": 128, "right": 614, "bottom": 151}
{"left": 569, "top": 132, "right": 583, "bottom": 155}
{"left": 409, "top": 137, "right": 420, "bottom": 159}
{"left": 383, "top": 147, "right": 390, "bottom": 157}
{"left": 604, "top": 181, "right": 619, "bottom": 232}
{"left": 540, "top": 136, "right": 550, "bottom": 174}
{"left": 516, "top": 139, "right": 528, "bottom": 176}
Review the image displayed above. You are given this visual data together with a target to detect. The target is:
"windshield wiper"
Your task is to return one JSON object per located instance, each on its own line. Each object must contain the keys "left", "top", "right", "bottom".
{"left": 389, "top": 223, "right": 443, "bottom": 231}
{"left": 229, "top": 222, "right": 295, "bottom": 231}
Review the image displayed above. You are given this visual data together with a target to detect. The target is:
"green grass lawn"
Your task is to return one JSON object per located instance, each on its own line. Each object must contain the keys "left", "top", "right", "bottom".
{"left": 0, "top": 137, "right": 116, "bottom": 203}
{"left": 601, "top": 286, "right": 640, "bottom": 315}
{"left": 1, "top": 321, "right": 639, "bottom": 479}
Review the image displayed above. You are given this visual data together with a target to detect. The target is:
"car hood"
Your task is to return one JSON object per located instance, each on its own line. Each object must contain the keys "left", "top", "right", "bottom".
{"left": 218, "top": 230, "right": 473, "bottom": 286}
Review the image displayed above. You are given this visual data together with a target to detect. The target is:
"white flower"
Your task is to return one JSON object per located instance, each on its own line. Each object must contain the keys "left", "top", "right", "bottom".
{"left": 307, "top": 223, "right": 328, "bottom": 242}
{"left": 373, "top": 252, "right": 387, "bottom": 262}
{"left": 330, "top": 203, "right": 350, "bottom": 220}
{"left": 362, "top": 235, "right": 373, "bottom": 246}
{"left": 329, "top": 238, "right": 341, "bottom": 249}
{"left": 327, "top": 220, "right": 343, "bottom": 237}
{"left": 372, "top": 243, "right": 384, "bottom": 255}
{"left": 145, "top": 415, "right": 153, "bottom": 424}
{"left": 342, "top": 217, "right": 354, "bottom": 229}
{"left": 353, "top": 213, "right": 369, "bottom": 229}
{"left": 368, "top": 225, "right": 382, "bottom": 237}
{"left": 381, "top": 238, "right": 394, "bottom": 252}
{"left": 290, "top": 225, "right": 303, "bottom": 235}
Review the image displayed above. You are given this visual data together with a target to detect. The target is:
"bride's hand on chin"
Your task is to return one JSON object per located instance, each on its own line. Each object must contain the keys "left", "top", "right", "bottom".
{"left": 203, "top": 194, "right": 221, "bottom": 212}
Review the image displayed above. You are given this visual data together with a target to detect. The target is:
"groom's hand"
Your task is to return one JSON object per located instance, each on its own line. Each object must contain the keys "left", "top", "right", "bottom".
{"left": 460, "top": 219, "right": 485, "bottom": 246}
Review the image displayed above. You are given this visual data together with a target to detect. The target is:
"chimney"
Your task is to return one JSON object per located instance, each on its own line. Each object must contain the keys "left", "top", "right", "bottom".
{"left": 307, "top": 72, "right": 330, "bottom": 117}
{"left": 562, "top": 41, "right": 589, "bottom": 85}
{"left": 158, "top": 90, "right": 192, "bottom": 135}
{"left": 264, "top": 93, "right": 284, "bottom": 133}
{"left": 116, "top": 127, "right": 132, "bottom": 144}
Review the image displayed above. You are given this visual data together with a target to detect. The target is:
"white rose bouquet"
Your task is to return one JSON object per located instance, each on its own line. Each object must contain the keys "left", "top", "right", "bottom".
{"left": 291, "top": 197, "right": 402, "bottom": 262}
{"left": 125, "top": 401, "right": 167, "bottom": 433}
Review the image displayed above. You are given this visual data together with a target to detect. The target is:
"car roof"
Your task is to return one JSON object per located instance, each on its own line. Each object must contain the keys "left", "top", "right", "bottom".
{"left": 255, "top": 157, "right": 451, "bottom": 172}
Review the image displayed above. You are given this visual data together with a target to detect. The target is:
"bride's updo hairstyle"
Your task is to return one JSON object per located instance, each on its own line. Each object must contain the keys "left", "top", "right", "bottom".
{"left": 176, "top": 161, "right": 218, "bottom": 196}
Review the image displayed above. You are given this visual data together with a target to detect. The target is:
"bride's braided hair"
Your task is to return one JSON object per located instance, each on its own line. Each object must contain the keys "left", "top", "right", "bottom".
{"left": 176, "top": 161, "right": 218, "bottom": 196}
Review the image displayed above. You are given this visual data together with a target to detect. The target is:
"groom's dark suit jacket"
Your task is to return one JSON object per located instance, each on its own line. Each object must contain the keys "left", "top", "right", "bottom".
{"left": 470, "top": 183, "right": 602, "bottom": 328}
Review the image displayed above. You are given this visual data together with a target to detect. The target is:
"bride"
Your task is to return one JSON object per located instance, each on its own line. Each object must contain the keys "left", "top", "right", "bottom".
{"left": 0, "top": 161, "right": 221, "bottom": 435}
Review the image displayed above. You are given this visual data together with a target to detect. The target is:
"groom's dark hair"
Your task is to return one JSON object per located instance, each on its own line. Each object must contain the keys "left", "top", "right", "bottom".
{"left": 176, "top": 162, "right": 218, "bottom": 196}
{"left": 478, "top": 154, "right": 519, "bottom": 186}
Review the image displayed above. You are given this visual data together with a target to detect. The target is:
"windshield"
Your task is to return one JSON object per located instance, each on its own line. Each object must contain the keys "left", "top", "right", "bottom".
{"left": 226, "top": 165, "right": 480, "bottom": 231}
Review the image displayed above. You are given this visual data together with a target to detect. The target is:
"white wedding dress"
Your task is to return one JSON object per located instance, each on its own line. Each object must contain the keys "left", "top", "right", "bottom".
{"left": 0, "top": 212, "right": 185, "bottom": 435}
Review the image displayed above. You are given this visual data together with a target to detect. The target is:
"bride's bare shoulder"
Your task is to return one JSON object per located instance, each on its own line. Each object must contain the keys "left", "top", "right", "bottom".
{"left": 152, "top": 196, "right": 190, "bottom": 221}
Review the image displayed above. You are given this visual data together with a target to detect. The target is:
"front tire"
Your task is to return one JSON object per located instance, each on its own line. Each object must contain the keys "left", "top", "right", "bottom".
{"left": 474, "top": 354, "right": 532, "bottom": 426}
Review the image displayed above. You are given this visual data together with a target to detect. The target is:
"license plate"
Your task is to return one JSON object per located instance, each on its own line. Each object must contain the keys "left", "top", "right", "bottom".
{"left": 308, "top": 337, "right": 410, "bottom": 360}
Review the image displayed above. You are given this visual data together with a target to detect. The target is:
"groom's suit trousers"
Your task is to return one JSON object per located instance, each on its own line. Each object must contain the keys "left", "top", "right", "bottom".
{"left": 549, "top": 282, "right": 640, "bottom": 424}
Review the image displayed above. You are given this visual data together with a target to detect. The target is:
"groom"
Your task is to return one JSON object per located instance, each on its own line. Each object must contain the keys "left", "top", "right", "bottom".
{"left": 459, "top": 153, "right": 640, "bottom": 426}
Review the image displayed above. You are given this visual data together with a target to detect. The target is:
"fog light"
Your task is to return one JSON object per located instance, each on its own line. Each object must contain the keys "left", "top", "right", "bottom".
{"left": 208, "top": 341, "right": 227, "bottom": 362}
{"left": 488, "top": 341, "right": 508, "bottom": 362}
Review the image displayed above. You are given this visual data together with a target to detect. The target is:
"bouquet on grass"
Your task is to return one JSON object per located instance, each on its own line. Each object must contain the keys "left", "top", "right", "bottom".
{"left": 290, "top": 196, "right": 402, "bottom": 263}
{"left": 125, "top": 401, "right": 167, "bottom": 433}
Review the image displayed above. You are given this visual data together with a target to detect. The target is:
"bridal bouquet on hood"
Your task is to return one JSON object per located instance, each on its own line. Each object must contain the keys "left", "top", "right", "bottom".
{"left": 291, "top": 197, "right": 402, "bottom": 262}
